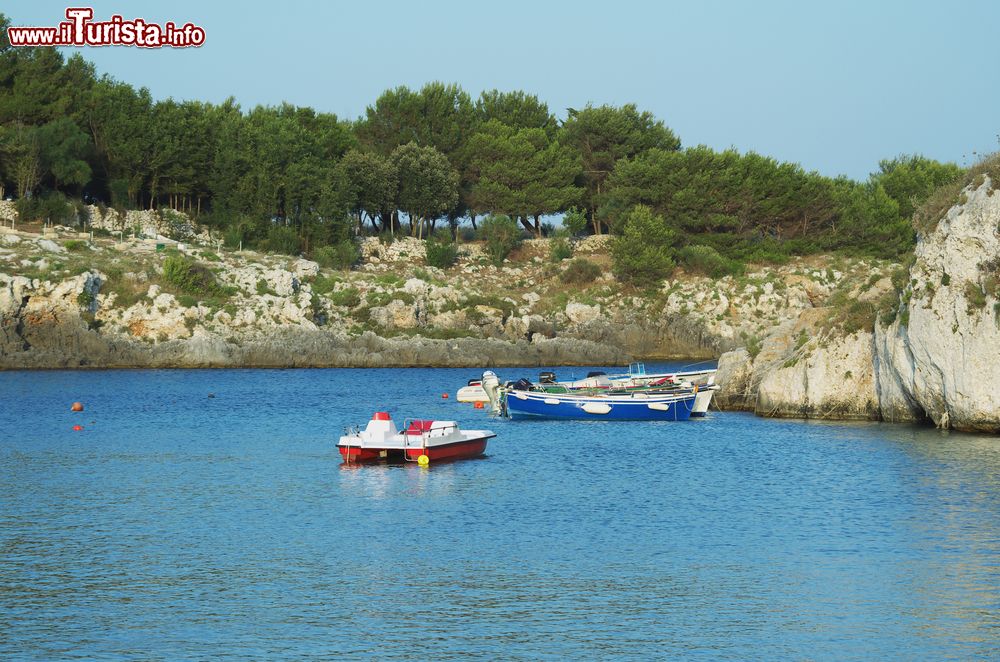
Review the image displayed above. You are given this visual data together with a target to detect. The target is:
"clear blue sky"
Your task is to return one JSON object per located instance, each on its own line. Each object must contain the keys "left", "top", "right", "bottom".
{"left": 8, "top": 0, "right": 1000, "bottom": 180}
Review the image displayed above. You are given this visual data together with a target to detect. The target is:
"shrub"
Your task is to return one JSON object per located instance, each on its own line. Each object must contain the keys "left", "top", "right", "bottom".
{"left": 16, "top": 193, "right": 76, "bottom": 225}
{"left": 260, "top": 225, "right": 301, "bottom": 255}
{"left": 328, "top": 286, "right": 361, "bottom": 308}
{"left": 560, "top": 258, "right": 601, "bottom": 284}
{"left": 549, "top": 235, "right": 573, "bottom": 262}
{"left": 223, "top": 226, "right": 246, "bottom": 249}
{"left": 76, "top": 290, "right": 94, "bottom": 308}
{"left": 163, "top": 255, "right": 217, "bottom": 295}
{"left": 677, "top": 244, "right": 744, "bottom": 278}
{"left": 965, "top": 281, "right": 987, "bottom": 312}
{"left": 311, "top": 274, "right": 340, "bottom": 295}
{"left": 611, "top": 205, "right": 677, "bottom": 284}
{"left": 64, "top": 240, "right": 88, "bottom": 252}
{"left": 425, "top": 236, "right": 458, "bottom": 268}
{"left": 313, "top": 241, "right": 359, "bottom": 270}
{"left": 480, "top": 214, "right": 522, "bottom": 266}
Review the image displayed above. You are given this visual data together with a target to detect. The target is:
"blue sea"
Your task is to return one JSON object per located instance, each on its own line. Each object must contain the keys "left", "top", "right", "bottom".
{"left": 2, "top": 365, "right": 999, "bottom": 659}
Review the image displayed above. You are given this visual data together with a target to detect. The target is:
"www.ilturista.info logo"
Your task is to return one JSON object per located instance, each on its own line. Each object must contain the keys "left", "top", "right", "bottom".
{"left": 7, "top": 7, "right": 205, "bottom": 48}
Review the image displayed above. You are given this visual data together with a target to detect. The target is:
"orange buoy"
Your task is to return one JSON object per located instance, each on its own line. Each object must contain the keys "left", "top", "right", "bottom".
{"left": 474, "top": 401, "right": 484, "bottom": 409}
{"left": 71, "top": 402, "right": 84, "bottom": 412}
{"left": 72, "top": 425, "right": 83, "bottom": 431}
{"left": 442, "top": 393, "right": 449, "bottom": 399}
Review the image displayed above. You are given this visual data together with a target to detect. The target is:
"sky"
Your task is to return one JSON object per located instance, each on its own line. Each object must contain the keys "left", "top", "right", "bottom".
{"left": 7, "top": 0, "right": 1000, "bottom": 180}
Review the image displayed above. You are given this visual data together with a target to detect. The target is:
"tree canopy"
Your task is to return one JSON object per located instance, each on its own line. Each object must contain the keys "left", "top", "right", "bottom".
{"left": 0, "top": 16, "right": 967, "bottom": 266}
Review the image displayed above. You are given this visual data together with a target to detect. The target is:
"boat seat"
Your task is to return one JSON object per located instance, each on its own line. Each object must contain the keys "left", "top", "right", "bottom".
{"left": 405, "top": 420, "right": 435, "bottom": 435}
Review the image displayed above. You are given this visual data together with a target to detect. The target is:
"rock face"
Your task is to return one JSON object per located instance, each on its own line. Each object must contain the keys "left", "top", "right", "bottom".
{"left": 716, "top": 177, "right": 1000, "bottom": 432}
{"left": 874, "top": 179, "right": 1000, "bottom": 432}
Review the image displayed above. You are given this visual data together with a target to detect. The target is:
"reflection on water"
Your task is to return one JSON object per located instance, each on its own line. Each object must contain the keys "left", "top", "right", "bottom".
{"left": 1, "top": 367, "right": 999, "bottom": 659}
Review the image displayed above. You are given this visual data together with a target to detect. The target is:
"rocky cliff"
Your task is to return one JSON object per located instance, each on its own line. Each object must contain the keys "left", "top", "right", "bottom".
{"left": 2, "top": 209, "right": 881, "bottom": 371}
{"left": 715, "top": 176, "right": 1000, "bottom": 433}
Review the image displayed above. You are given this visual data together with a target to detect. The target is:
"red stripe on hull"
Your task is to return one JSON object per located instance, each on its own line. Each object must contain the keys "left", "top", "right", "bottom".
{"left": 338, "top": 436, "right": 492, "bottom": 464}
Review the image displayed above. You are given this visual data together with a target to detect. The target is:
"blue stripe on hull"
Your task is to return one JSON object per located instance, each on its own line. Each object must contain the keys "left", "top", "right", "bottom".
{"left": 506, "top": 393, "right": 696, "bottom": 421}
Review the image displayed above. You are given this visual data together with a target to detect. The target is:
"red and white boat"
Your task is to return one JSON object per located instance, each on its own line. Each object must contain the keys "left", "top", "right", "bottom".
{"left": 337, "top": 412, "right": 495, "bottom": 464}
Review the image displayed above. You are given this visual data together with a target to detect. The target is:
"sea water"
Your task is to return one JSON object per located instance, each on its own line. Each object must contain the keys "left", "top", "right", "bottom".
{"left": 2, "top": 365, "right": 999, "bottom": 659}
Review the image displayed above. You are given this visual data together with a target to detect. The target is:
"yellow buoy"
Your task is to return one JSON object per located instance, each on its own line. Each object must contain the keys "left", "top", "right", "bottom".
{"left": 417, "top": 454, "right": 430, "bottom": 466}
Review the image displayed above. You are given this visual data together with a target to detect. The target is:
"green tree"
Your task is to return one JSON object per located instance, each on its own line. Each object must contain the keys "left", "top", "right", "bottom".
{"left": 338, "top": 149, "right": 397, "bottom": 233}
{"left": 562, "top": 207, "right": 589, "bottom": 236}
{"left": 561, "top": 103, "right": 681, "bottom": 233}
{"left": 474, "top": 90, "right": 556, "bottom": 134}
{"left": 872, "top": 155, "right": 963, "bottom": 220}
{"left": 36, "top": 117, "right": 91, "bottom": 191}
{"left": 0, "top": 123, "right": 42, "bottom": 198}
{"left": 392, "top": 142, "right": 458, "bottom": 239}
{"left": 465, "top": 120, "right": 581, "bottom": 235}
{"left": 611, "top": 205, "right": 677, "bottom": 284}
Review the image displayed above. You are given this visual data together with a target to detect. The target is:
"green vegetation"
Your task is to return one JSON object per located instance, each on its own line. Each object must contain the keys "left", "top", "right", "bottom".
{"left": 255, "top": 279, "right": 275, "bottom": 296}
{"left": 965, "top": 282, "right": 987, "bottom": 313}
{"left": 425, "top": 234, "right": 459, "bottom": 268}
{"left": 479, "top": 215, "right": 522, "bottom": 266}
{"left": 327, "top": 286, "right": 361, "bottom": 308}
{"left": 549, "top": 233, "right": 573, "bottom": 262}
{"left": 0, "top": 10, "right": 980, "bottom": 281}
{"left": 611, "top": 206, "right": 676, "bottom": 284}
{"left": 560, "top": 258, "right": 601, "bottom": 284}
{"left": 677, "top": 244, "right": 744, "bottom": 278}
{"left": 914, "top": 153, "right": 1000, "bottom": 234}
{"left": 313, "top": 241, "right": 359, "bottom": 269}
{"left": 163, "top": 255, "right": 219, "bottom": 296}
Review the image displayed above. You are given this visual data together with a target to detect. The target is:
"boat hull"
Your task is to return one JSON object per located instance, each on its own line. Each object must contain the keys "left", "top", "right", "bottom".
{"left": 338, "top": 435, "right": 492, "bottom": 463}
{"left": 505, "top": 392, "right": 696, "bottom": 421}
{"left": 456, "top": 384, "right": 489, "bottom": 403}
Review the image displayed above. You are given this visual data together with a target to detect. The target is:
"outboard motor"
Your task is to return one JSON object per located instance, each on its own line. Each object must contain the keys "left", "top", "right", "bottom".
{"left": 512, "top": 378, "right": 533, "bottom": 391}
{"left": 539, "top": 371, "right": 557, "bottom": 384}
{"left": 481, "top": 370, "right": 501, "bottom": 414}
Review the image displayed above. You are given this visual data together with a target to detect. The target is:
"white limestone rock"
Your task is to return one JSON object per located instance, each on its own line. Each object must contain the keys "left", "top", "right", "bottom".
{"left": 565, "top": 302, "right": 601, "bottom": 325}
{"left": 875, "top": 178, "right": 1000, "bottom": 431}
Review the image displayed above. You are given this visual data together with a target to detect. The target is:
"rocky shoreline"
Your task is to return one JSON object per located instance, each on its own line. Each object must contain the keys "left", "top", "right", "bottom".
{"left": 3, "top": 182, "right": 999, "bottom": 432}
{"left": 714, "top": 178, "right": 1000, "bottom": 433}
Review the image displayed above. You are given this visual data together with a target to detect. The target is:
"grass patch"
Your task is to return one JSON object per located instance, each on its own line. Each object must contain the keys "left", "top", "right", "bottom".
{"left": 914, "top": 152, "right": 1000, "bottom": 234}
{"left": 256, "top": 279, "right": 277, "bottom": 296}
{"left": 328, "top": 286, "right": 361, "bottom": 308}
{"left": 375, "top": 273, "right": 405, "bottom": 287}
{"left": 965, "top": 281, "right": 987, "bottom": 313}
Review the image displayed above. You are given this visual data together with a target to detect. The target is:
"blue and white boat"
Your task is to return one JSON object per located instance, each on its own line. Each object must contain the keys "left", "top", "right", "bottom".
{"left": 503, "top": 388, "right": 697, "bottom": 421}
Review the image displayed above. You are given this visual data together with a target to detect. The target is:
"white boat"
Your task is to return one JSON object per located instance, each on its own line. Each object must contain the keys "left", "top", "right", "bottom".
{"left": 338, "top": 411, "right": 495, "bottom": 464}
{"left": 456, "top": 377, "right": 490, "bottom": 403}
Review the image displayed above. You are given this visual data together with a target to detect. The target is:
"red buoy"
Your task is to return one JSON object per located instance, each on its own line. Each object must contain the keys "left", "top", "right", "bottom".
{"left": 474, "top": 401, "right": 484, "bottom": 409}
{"left": 372, "top": 411, "right": 391, "bottom": 421}
{"left": 72, "top": 425, "right": 83, "bottom": 431}
{"left": 71, "top": 402, "right": 84, "bottom": 412}
{"left": 442, "top": 393, "right": 449, "bottom": 399}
